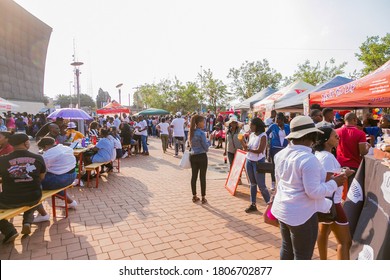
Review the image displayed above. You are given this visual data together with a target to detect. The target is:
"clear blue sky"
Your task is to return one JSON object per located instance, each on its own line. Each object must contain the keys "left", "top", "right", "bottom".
{"left": 14, "top": 0, "right": 390, "bottom": 104}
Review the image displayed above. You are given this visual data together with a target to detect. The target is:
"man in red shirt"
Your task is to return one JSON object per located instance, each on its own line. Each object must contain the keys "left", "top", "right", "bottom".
{"left": 336, "top": 112, "right": 370, "bottom": 188}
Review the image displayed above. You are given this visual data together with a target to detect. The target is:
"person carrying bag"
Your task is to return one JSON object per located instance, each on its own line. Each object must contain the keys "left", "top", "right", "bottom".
{"left": 188, "top": 115, "right": 210, "bottom": 204}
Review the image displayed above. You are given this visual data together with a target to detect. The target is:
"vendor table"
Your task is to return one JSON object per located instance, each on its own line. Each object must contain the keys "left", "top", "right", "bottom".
{"left": 346, "top": 155, "right": 390, "bottom": 260}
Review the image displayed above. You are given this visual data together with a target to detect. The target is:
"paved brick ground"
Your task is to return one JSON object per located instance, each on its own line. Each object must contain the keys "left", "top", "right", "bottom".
{"left": 0, "top": 138, "right": 338, "bottom": 260}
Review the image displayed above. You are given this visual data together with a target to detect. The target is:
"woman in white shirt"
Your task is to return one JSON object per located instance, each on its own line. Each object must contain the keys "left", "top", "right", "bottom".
{"left": 271, "top": 116, "right": 347, "bottom": 260}
{"left": 33, "top": 137, "right": 78, "bottom": 223}
{"left": 314, "top": 126, "right": 354, "bottom": 260}
{"left": 240, "top": 118, "right": 270, "bottom": 213}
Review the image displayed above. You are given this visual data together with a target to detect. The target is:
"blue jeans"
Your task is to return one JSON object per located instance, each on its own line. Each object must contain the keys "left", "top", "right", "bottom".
{"left": 279, "top": 213, "right": 318, "bottom": 260}
{"left": 141, "top": 135, "right": 148, "bottom": 152}
{"left": 246, "top": 158, "right": 270, "bottom": 204}
{"left": 42, "top": 172, "right": 76, "bottom": 196}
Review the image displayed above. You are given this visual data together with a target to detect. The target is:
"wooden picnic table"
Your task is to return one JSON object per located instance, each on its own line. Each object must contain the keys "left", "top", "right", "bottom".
{"left": 73, "top": 144, "right": 95, "bottom": 185}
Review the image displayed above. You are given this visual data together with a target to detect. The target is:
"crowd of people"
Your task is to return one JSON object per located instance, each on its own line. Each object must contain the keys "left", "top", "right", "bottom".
{"left": 0, "top": 106, "right": 389, "bottom": 261}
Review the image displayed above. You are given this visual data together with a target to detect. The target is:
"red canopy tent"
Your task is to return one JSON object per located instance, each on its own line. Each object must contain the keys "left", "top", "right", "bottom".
{"left": 309, "top": 60, "right": 390, "bottom": 108}
{"left": 96, "top": 100, "right": 130, "bottom": 115}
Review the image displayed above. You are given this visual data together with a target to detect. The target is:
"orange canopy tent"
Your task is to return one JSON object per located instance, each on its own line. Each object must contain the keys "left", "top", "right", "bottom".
{"left": 309, "top": 60, "right": 390, "bottom": 108}
{"left": 96, "top": 100, "right": 130, "bottom": 115}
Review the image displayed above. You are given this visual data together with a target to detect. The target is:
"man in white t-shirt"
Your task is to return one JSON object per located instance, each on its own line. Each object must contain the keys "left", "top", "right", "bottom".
{"left": 135, "top": 116, "right": 149, "bottom": 155}
{"left": 171, "top": 112, "right": 185, "bottom": 157}
{"left": 265, "top": 110, "right": 277, "bottom": 127}
{"left": 113, "top": 115, "right": 121, "bottom": 129}
{"left": 157, "top": 118, "right": 170, "bottom": 153}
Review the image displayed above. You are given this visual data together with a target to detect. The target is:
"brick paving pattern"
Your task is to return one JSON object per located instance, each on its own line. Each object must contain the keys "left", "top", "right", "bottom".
{"left": 0, "top": 138, "right": 338, "bottom": 260}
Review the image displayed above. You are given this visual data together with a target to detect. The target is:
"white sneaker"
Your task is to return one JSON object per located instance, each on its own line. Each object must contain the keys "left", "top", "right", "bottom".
{"left": 33, "top": 214, "right": 50, "bottom": 223}
{"left": 121, "top": 152, "right": 128, "bottom": 159}
{"left": 68, "top": 200, "right": 78, "bottom": 209}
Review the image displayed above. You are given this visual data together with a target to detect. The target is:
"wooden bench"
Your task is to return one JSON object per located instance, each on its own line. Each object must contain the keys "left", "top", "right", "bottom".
{"left": 0, "top": 185, "right": 73, "bottom": 221}
{"left": 84, "top": 161, "right": 111, "bottom": 188}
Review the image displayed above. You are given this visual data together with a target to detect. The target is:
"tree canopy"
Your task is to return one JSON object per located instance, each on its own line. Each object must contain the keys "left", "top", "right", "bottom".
{"left": 227, "top": 59, "right": 282, "bottom": 100}
{"left": 283, "top": 58, "right": 347, "bottom": 86}
{"left": 55, "top": 93, "right": 95, "bottom": 109}
{"left": 355, "top": 33, "right": 390, "bottom": 76}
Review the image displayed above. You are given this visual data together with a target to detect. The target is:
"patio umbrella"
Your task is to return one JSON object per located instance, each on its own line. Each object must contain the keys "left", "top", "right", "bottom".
{"left": 96, "top": 100, "right": 130, "bottom": 115}
{"left": 137, "top": 108, "right": 169, "bottom": 115}
{"left": 47, "top": 108, "right": 93, "bottom": 120}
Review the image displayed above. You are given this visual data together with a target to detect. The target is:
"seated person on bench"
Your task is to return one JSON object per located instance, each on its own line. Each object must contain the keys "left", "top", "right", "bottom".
{"left": 33, "top": 137, "right": 78, "bottom": 223}
{"left": 83, "top": 129, "right": 114, "bottom": 178}
{"left": 0, "top": 133, "right": 46, "bottom": 243}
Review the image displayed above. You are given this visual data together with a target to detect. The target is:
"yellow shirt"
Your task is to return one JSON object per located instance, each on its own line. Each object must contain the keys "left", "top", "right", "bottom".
{"left": 66, "top": 129, "right": 84, "bottom": 142}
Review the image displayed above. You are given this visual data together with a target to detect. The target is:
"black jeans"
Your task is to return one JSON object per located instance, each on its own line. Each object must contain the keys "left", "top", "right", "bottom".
{"left": 279, "top": 213, "right": 318, "bottom": 260}
{"left": 0, "top": 200, "right": 38, "bottom": 236}
{"left": 190, "top": 153, "right": 208, "bottom": 197}
{"left": 227, "top": 152, "right": 235, "bottom": 169}
{"left": 270, "top": 147, "right": 284, "bottom": 182}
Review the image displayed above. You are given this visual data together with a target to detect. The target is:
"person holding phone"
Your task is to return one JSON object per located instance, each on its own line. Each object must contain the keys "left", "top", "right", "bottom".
{"left": 271, "top": 116, "right": 347, "bottom": 260}
{"left": 240, "top": 118, "right": 271, "bottom": 213}
{"left": 314, "top": 127, "right": 355, "bottom": 260}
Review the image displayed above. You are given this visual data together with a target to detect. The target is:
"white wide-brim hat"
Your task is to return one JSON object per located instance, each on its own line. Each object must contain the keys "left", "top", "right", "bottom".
{"left": 67, "top": 122, "right": 77, "bottom": 129}
{"left": 286, "top": 116, "right": 323, "bottom": 139}
{"left": 225, "top": 115, "right": 242, "bottom": 127}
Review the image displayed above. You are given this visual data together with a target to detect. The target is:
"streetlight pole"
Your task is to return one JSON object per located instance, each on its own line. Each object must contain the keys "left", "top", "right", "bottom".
{"left": 116, "top": 83, "right": 123, "bottom": 104}
{"left": 69, "top": 81, "right": 73, "bottom": 107}
{"left": 71, "top": 61, "right": 83, "bottom": 108}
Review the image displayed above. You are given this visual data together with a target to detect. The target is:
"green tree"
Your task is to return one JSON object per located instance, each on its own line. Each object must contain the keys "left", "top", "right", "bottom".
{"left": 355, "top": 33, "right": 390, "bottom": 75}
{"left": 55, "top": 93, "right": 95, "bottom": 108}
{"left": 43, "top": 95, "right": 49, "bottom": 106}
{"left": 79, "top": 94, "right": 96, "bottom": 108}
{"left": 96, "top": 88, "right": 111, "bottom": 109}
{"left": 133, "top": 84, "right": 160, "bottom": 110}
{"left": 227, "top": 59, "right": 282, "bottom": 100}
{"left": 284, "top": 58, "right": 347, "bottom": 86}
{"left": 199, "top": 69, "right": 229, "bottom": 112}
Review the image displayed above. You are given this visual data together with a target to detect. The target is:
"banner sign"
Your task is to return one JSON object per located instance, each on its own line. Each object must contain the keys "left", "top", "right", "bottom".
{"left": 225, "top": 149, "right": 247, "bottom": 196}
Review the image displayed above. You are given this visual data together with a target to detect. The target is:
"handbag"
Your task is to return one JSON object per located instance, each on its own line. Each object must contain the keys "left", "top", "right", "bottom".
{"left": 317, "top": 192, "right": 337, "bottom": 223}
{"left": 179, "top": 150, "right": 191, "bottom": 169}
{"left": 256, "top": 161, "right": 274, "bottom": 173}
{"left": 263, "top": 202, "right": 279, "bottom": 227}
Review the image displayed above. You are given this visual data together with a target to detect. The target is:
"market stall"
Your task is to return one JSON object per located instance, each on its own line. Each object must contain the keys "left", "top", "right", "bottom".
{"left": 252, "top": 80, "right": 314, "bottom": 113}
{"left": 96, "top": 100, "right": 130, "bottom": 115}
{"left": 309, "top": 59, "right": 390, "bottom": 108}
{"left": 344, "top": 155, "right": 390, "bottom": 260}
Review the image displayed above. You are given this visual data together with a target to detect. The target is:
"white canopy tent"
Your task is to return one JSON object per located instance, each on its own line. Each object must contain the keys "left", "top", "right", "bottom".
{"left": 274, "top": 76, "right": 352, "bottom": 110}
{"left": 252, "top": 80, "right": 314, "bottom": 112}
{"left": 235, "top": 87, "right": 276, "bottom": 110}
{"left": 0, "top": 97, "right": 19, "bottom": 111}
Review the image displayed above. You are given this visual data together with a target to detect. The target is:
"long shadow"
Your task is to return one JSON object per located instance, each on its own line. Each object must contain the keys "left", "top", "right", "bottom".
{"left": 200, "top": 202, "right": 279, "bottom": 247}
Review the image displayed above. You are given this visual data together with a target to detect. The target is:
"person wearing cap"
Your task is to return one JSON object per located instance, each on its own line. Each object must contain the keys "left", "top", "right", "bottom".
{"left": 171, "top": 112, "right": 185, "bottom": 157}
{"left": 66, "top": 122, "right": 84, "bottom": 142}
{"left": 0, "top": 133, "right": 46, "bottom": 243}
{"left": 271, "top": 116, "right": 347, "bottom": 260}
{"left": 33, "top": 137, "right": 78, "bottom": 223}
{"left": 0, "top": 131, "right": 14, "bottom": 156}
{"left": 240, "top": 118, "right": 271, "bottom": 213}
{"left": 224, "top": 115, "right": 243, "bottom": 168}
{"left": 266, "top": 112, "right": 290, "bottom": 190}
